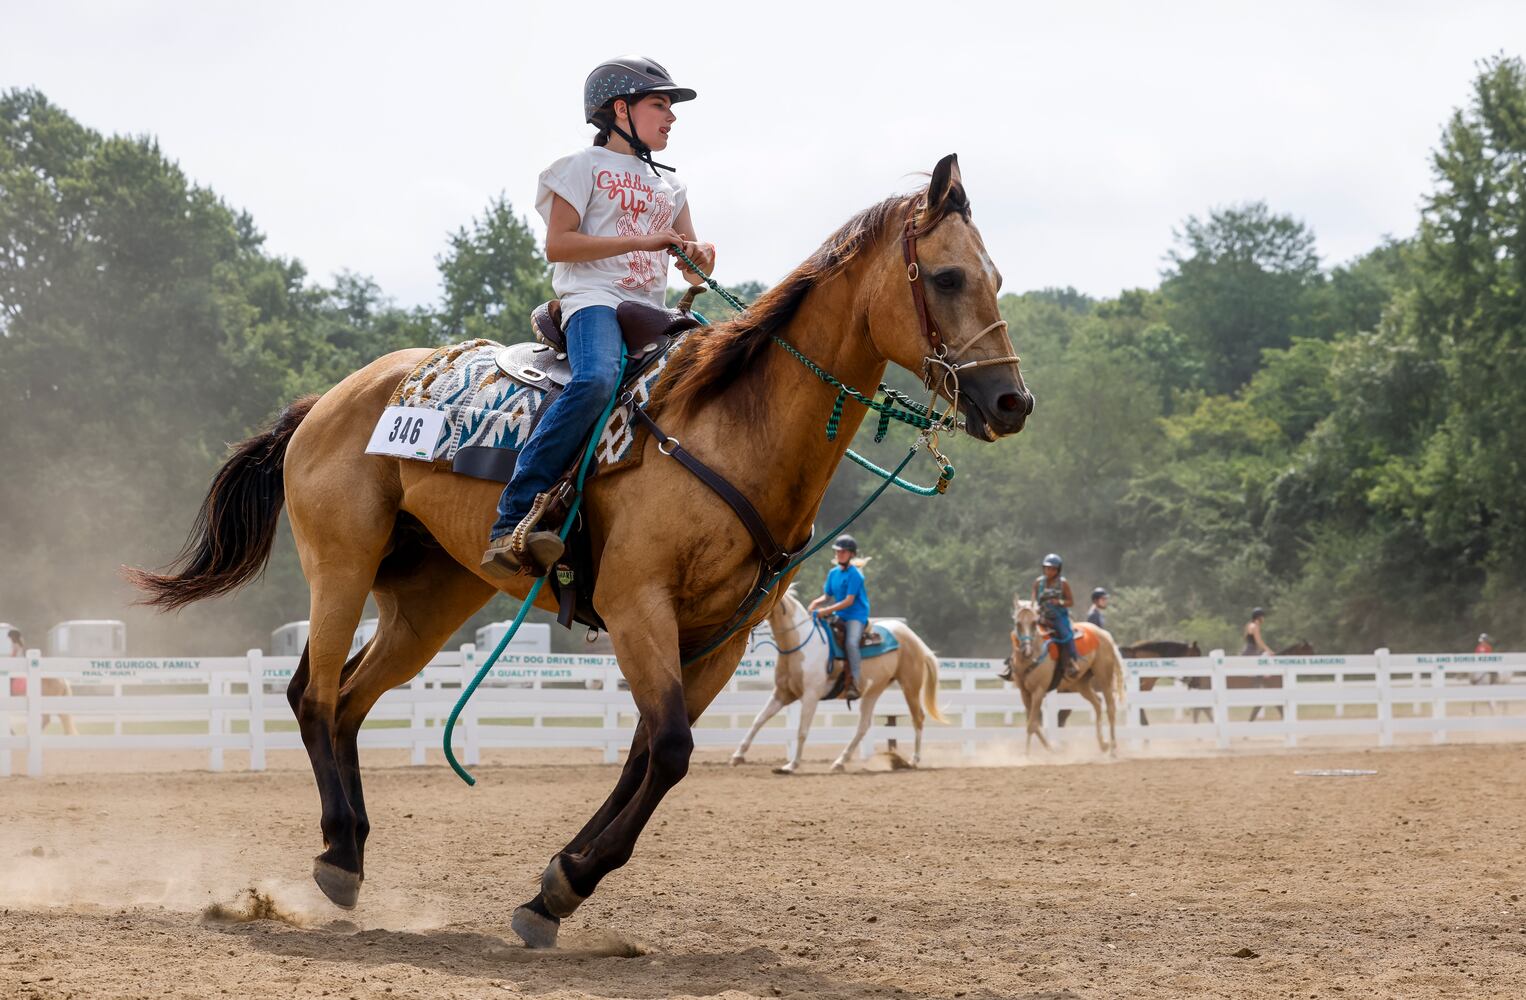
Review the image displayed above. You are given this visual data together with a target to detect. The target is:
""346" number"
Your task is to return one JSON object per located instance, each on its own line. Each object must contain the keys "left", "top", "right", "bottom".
{"left": 388, "top": 415, "right": 426, "bottom": 446}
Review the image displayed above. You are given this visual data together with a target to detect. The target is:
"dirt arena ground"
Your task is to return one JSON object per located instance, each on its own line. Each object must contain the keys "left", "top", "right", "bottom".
{"left": 2, "top": 743, "right": 1523, "bottom": 999}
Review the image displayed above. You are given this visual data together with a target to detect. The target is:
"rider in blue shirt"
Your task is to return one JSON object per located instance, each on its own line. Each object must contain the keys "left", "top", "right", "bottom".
{"left": 807, "top": 535, "right": 870, "bottom": 698}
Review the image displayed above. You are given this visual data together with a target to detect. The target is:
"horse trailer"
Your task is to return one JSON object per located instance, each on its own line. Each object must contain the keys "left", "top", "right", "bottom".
{"left": 46, "top": 620, "right": 127, "bottom": 657}
{"left": 474, "top": 621, "right": 551, "bottom": 655}
{"left": 270, "top": 620, "right": 384, "bottom": 659}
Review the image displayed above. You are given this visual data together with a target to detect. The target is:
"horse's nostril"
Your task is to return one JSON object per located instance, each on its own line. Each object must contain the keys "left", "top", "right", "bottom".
{"left": 1024, "top": 392, "right": 1035, "bottom": 415}
{"left": 997, "top": 392, "right": 1023, "bottom": 413}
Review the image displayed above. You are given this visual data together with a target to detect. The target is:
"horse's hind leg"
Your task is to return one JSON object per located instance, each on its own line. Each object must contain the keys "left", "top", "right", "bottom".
{"left": 1102, "top": 683, "right": 1120, "bottom": 758}
{"left": 332, "top": 548, "right": 494, "bottom": 885}
{"left": 899, "top": 664, "right": 928, "bottom": 768}
{"left": 286, "top": 495, "right": 392, "bottom": 907}
{"left": 1077, "top": 685, "right": 1105, "bottom": 753}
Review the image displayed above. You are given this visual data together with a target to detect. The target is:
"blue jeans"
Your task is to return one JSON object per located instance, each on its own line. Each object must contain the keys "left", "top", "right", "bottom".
{"left": 1044, "top": 607, "right": 1079, "bottom": 663}
{"left": 491, "top": 306, "right": 622, "bottom": 538}
{"left": 841, "top": 618, "right": 865, "bottom": 686}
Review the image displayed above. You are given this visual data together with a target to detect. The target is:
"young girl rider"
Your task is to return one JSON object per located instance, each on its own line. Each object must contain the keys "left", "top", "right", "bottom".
{"left": 482, "top": 56, "right": 715, "bottom": 578}
{"left": 1034, "top": 553, "right": 1081, "bottom": 681}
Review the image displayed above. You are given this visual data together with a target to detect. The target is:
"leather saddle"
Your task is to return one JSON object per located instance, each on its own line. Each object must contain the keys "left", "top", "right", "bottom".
{"left": 823, "top": 618, "right": 881, "bottom": 705}
{"left": 449, "top": 300, "right": 700, "bottom": 483}
{"left": 827, "top": 618, "right": 886, "bottom": 659}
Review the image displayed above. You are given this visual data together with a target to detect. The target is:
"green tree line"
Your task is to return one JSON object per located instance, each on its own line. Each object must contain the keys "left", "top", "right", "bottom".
{"left": 3, "top": 56, "right": 1522, "bottom": 657}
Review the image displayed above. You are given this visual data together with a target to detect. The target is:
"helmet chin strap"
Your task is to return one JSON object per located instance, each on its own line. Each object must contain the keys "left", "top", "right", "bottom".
{"left": 607, "top": 116, "right": 675, "bottom": 175}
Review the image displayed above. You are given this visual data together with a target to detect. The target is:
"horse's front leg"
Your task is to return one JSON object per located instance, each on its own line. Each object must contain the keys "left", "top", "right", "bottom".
{"left": 733, "top": 692, "right": 789, "bottom": 766}
{"left": 775, "top": 691, "right": 820, "bottom": 775}
{"left": 831, "top": 681, "right": 885, "bottom": 771}
{"left": 511, "top": 604, "right": 743, "bottom": 949}
{"left": 1026, "top": 687, "right": 1053, "bottom": 753}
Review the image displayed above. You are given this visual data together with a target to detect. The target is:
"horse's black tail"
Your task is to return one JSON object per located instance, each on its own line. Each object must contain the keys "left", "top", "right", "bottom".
{"left": 127, "top": 396, "right": 319, "bottom": 611}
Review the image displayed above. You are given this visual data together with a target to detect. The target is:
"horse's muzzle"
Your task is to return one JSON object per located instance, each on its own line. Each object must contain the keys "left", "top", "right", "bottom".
{"left": 960, "top": 369, "right": 1032, "bottom": 439}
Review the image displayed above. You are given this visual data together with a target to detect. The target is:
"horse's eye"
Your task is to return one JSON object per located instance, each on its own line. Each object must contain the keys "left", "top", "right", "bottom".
{"left": 932, "top": 269, "right": 964, "bottom": 292}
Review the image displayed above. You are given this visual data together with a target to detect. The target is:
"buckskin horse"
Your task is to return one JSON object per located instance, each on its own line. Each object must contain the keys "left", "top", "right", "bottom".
{"left": 1009, "top": 600, "right": 1126, "bottom": 754}
{"left": 130, "top": 155, "right": 1031, "bottom": 948}
{"left": 729, "top": 587, "right": 945, "bottom": 774}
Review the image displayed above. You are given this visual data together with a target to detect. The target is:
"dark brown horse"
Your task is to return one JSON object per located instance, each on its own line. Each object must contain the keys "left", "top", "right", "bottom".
{"left": 1117, "top": 640, "right": 1202, "bottom": 727}
{"left": 1187, "top": 640, "right": 1314, "bottom": 723}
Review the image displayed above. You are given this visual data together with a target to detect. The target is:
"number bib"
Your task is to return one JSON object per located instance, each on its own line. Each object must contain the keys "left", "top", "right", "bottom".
{"left": 365, "top": 406, "right": 448, "bottom": 460}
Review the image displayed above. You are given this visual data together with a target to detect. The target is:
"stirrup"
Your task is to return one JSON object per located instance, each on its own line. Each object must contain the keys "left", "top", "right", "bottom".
{"left": 509, "top": 490, "right": 566, "bottom": 576}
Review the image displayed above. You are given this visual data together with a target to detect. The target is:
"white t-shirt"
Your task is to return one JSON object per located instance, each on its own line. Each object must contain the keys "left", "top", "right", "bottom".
{"left": 535, "top": 146, "right": 688, "bottom": 321}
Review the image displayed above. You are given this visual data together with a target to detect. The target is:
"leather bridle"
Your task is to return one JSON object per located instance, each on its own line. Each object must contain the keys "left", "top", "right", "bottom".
{"left": 900, "top": 203, "right": 1021, "bottom": 401}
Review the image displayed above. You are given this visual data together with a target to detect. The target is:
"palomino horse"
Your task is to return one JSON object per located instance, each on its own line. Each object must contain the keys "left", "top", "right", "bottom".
{"left": 131, "top": 155, "right": 1031, "bottom": 948}
{"left": 1057, "top": 639, "right": 1202, "bottom": 728}
{"left": 729, "top": 587, "right": 945, "bottom": 774}
{"left": 1009, "top": 600, "right": 1125, "bottom": 755}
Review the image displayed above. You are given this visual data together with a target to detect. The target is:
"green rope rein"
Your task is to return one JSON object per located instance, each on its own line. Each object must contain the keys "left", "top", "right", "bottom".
{"left": 680, "top": 443, "right": 922, "bottom": 666}
{"left": 443, "top": 353, "right": 631, "bottom": 785}
{"left": 671, "top": 244, "right": 957, "bottom": 495}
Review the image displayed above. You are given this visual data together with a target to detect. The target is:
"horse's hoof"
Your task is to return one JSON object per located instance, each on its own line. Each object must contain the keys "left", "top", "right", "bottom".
{"left": 771, "top": 764, "right": 795, "bottom": 775}
{"left": 830, "top": 761, "right": 846, "bottom": 773}
{"left": 729, "top": 754, "right": 745, "bottom": 767}
{"left": 313, "top": 859, "right": 362, "bottom": 910}
{"left": 540, "top": 856, "right": 587, "bottom": 918}
{"left": 511, "top": 904, "right": 560, "bottom": 949}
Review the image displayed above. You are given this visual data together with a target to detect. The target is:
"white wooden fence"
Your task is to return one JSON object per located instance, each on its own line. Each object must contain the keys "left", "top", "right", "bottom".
{"left": 3, "top": 647, "right": 1524, "bottom": 777}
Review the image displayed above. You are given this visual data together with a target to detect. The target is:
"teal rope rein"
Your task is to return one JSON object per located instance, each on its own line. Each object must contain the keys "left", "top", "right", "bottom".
{"left": 443, "top": 354, "right": 631, "bottom": 785}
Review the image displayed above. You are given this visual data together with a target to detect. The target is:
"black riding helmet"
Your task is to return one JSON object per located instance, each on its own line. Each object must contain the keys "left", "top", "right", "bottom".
{"left": 832, "top": 534, "right": 859, "bottom": 554}
{"left": 584, "top": 56, "right": 696, "bottom": 175}
{"left": 1042, "top": 553, "right": 1063, "bottom": 570}
{"left": 1251, "top": 607, "right": 1266, "bottom": 621}
{"left": 1091, "top": 587, "right": 1108, "bottom": 600}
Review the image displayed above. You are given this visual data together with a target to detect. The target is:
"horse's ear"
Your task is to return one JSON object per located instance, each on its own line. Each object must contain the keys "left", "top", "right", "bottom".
{"left": 926, "top": 153, "right": 967, "bottom": 218}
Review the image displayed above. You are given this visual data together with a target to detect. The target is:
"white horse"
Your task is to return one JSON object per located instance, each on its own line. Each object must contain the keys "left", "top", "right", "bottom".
{"left": 730, "top": 588, "right": 945, "bottom": 773}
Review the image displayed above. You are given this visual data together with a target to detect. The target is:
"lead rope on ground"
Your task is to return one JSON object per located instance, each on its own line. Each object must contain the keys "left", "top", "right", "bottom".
{"left": 443, "top": 354, "right": 632, "bottom": 785}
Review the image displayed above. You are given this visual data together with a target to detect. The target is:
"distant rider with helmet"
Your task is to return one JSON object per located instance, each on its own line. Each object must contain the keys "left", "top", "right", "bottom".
{"left": 1035, "top": 553, "right": 1082, "bottom": 681}
{"left": 807, "top": 535, "right": 871, "bottom": 700}
{"left": 999, "top": 553, "right": 1082, "bottom": 683}
{"left": 1086, "top": 587, "right": 1108, "bottom": 629}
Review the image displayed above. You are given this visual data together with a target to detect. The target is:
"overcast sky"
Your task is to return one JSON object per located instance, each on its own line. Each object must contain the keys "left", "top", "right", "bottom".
{"left": 6, "top": 2, "right": 1521, "bottom": 307}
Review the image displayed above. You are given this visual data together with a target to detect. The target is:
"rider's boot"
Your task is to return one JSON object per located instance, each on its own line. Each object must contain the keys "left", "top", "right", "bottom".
{"left": 997, "top": 657, "right": 1014, "bottom": 682}
{"left": 480, "top": 490, "right": 565, "bottom": 580}
{"left": 1061, "top": 648, "right": 1080, "bottom": 681}
{"left": 842, "top": 664, "right": 861, "bottom": 702}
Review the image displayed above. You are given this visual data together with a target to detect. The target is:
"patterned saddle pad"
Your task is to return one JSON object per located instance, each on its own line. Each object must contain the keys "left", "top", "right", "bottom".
{"left": 379, "top": 332, "right": 688, "bottom": 480}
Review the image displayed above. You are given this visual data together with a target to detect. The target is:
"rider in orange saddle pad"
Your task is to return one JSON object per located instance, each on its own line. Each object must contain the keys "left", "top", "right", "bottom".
{"left": 1034, "top": 553, "right": 1084, "bottom": 681}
